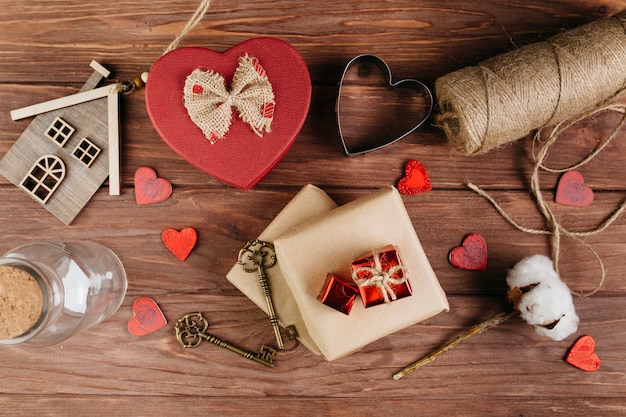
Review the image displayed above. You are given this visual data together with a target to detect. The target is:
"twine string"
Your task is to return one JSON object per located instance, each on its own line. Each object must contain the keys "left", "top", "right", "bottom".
{"left": 163, "top": 0, "right": 213, "bottom": 55}
{"left": 468, "top": 99, "right": 626, "bottom": 297}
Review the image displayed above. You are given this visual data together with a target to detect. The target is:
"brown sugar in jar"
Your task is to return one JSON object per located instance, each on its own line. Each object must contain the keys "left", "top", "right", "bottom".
{"left": 0, "top": 265, "right": 44, "bottom": 340}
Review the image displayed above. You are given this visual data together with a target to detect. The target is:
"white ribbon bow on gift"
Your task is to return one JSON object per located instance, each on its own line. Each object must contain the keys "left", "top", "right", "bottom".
{"left": 352, "top": 249, "right": 410, "bottom": 304}
{"left": 183, "top": 54, "right": 276, "bottom": 144}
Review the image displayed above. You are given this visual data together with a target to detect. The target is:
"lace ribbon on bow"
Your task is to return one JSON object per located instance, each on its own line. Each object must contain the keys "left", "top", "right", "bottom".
{"left": 183, "top": 54, "right": 275, "bottom": 144}
{"left": 351, "top": 248, "right": 409, "bottom": 304}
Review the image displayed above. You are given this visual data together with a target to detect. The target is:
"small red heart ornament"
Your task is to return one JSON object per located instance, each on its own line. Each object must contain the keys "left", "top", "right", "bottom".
{"left": 128, "top": 297, "right": 167, "bottom": 337}
{"left": 449, "top": 233, "right": 488, "bottom": 271}
{"left": 555, "top": 170, "right": 594, "bottom": 207}
{"left": 566, "top": 335, "right": 600, "bottom": 372}
{"left": 145, "top": 38, "right": 312, "bottom": 190}
{"left": 397, "top": 159, "right": 432, "bottom": 195}
{"left": 162, "top": 227, "right": 198, "bottom": 261}
{"left": 134, "top": 167, "right": 172, "bottom": 205}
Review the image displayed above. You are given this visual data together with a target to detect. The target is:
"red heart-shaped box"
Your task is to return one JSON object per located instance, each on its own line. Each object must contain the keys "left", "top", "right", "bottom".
{"left": 145, "top": 38, "right": 312, "bottom": 190}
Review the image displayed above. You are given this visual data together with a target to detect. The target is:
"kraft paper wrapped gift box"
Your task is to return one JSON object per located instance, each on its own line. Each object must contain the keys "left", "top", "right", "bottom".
{"left": 226, "top": 184, "right": 449, "bottom": 360}
{"left": 226, "top": 184, "right": 337, "bottom": 356}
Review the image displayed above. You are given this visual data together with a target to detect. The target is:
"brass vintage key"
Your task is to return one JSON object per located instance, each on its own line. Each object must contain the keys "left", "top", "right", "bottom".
{"left": 238, "top": 239, "right": 284, "bottom": 349}
{"left": 175, "top": 312, "right": 276, "bottom": 368}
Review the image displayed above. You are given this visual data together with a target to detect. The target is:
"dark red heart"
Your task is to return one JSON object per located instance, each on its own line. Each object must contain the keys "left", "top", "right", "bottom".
{"left": 145, "top": 38, "right": 311, "bottom": 190}
{"left": 128, "top": 297, "right": 167, "bottom": 337}
{"left": 397, "top": 159, "right": 432, "bottom": 195}
{"left": 555, "top": 170, "right": 594, "bottom": 207}
{"left": 134, "top": 167, "right": 172, "bottom": 205}
{"left": 162, "top": 227, "right": 198, "bottom": 261}
{"left": 566, "top": 335, "right": 600, "bottom": 372}
{"left": 449, "top": 233, "right": 488, "bottom": 271}
{"left": 337, "top": 55, "right": 432, "bottom": 155}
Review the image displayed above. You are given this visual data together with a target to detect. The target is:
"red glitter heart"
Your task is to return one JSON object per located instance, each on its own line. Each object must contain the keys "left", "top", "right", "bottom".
{"left": 134, "top": 167, "right": 172, "bottom": 205}
{"left": 128, "top": 297, "right": 167, "bottom": 337}
{"left": 162, "top": 227, "right": 198, "bottom": 261}
{"left": 566, "top": 335, "right": 600, "bottom": 372}
{"left": 449, "top": 233, "right": 488, "bottom": 271}
{"left": 555, "top": 170, "right": 594, "bottom": 207}
{"left": 397, "top": 159, "right": 432, "bottom": 195}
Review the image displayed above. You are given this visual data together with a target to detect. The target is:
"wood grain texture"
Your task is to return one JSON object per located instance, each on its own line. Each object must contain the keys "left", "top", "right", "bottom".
{"left": 0, "top": 1, "right": 625, "bottom": 415}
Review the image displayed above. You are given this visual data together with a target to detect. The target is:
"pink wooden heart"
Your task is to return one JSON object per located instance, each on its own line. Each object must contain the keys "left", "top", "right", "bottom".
{"left": 128, "top": 297, "right": 167, "bottom": 336}
{"left": 555, "top": 170, "right": 594, "bottom": 207}
{"left": 397, "top": 159, "right": 432, "bottom": 195}
{"left": 134, "top": 167, "right": 172, "bottom": 205}
{"left": 161, "top": 227, "right": 197, "bottom": 261}
{"left": 449, "top": 233, "right": 488, "bottom": 271}
{"left": 566, "top": 335, "right": 600, "bottom": 372}
{"left": 145, "top": 38, "right": 311, "bottom": 190}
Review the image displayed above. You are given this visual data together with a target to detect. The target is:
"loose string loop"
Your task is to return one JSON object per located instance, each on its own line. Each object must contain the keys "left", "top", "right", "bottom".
{"left": 469, "top": 98, "right": 626, "bottom": 298}
{"left": 163, "top": 0, "right": 213, "bottom": 55}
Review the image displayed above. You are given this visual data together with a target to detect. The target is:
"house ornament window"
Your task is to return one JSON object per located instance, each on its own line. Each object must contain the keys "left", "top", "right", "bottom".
{"left": 45, "top": 117, "right": 75, "bottom": 147}
{"left": 20, "top": 155, "right": 66, "bottom": 204}
{"left": 72, "top": 138, "right": 101, "bottom": 167}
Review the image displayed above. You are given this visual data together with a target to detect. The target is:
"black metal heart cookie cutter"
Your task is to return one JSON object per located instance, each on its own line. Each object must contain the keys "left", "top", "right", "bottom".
{"left": 336, "top": 54, "right": 434, "bottom": 156}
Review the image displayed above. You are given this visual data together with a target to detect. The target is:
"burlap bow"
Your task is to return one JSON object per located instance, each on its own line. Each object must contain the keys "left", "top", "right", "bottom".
{"left": 183, "top": 54, "right": 275, "bottom": 144}
{"left": 352, "top": 248, "right": 409, "bottom": 304}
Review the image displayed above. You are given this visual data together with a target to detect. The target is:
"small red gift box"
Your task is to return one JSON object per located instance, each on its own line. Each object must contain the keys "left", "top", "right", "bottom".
{"left": 351, "top": 245, "right": 412, "bottom": 308}
{"left": 317, "top": 273, "right": 359, "bottom": 315}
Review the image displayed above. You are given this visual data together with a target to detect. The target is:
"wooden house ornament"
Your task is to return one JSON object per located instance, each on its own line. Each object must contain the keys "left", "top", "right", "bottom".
{"left": 0, "top": 61, "right": 122, "bottom": 225}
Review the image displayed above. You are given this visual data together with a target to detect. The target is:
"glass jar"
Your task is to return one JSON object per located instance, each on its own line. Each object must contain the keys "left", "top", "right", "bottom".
{"left": 0, "top": 240, "right": 127, "bottom": 346}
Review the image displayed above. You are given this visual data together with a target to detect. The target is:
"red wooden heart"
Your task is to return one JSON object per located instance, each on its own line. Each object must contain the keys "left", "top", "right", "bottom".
{"left": 128, "top": 296, "right": 167, "bottom": 337}
{"left": 134, "top": 166, "right": 172, "bottom": 205}
{"left": 566, "top": 335, "right": 600, "bottom": 372}
{"left": 555, "top": 170, "right": 594, "bottom": 207}
{"left": 397, "top": 159, "right": 432, "bottom": 195}
{"left": 145, "top": 38, "right": 311, "bottom": 190}
{"left": 162, "top": 227, "right": 198, "bottom": 261}
{"left": 449, "top": 233, "right": 488, "bottom": 271}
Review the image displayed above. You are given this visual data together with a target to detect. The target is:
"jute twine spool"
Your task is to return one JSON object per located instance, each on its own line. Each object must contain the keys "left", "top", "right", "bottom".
{"left": 435, "top": 11, "right": 626, "bottom": 155}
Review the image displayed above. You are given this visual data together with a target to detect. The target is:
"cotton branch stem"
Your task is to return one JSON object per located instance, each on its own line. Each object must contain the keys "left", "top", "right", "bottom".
{"left": 392, "top": 308, "right": 519, "bottom": 380}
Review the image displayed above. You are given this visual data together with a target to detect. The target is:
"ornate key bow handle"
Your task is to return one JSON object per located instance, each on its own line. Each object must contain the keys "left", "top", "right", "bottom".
{"left": 183, "top": 54, "right": 276, "bottom": 144}
{"left": 175, "top": 312, "right": 208, "bottom": 349}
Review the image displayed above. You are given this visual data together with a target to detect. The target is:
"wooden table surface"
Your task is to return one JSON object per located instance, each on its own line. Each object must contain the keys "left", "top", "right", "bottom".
{"left": 1, "top": 1, "right": 625, "bottom": 415}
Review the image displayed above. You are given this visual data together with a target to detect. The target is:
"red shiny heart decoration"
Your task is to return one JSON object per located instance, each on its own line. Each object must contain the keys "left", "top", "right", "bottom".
{"left": 134, "top": 167, "right": 172, "bottom": 205}
{"left": 449, "top": 233, "right": 488, "bottom": 271}
{"left": 128, "top": 297, "right": 167, "bottom": 337}
{"left": 397, "top": 159, "right": 432, "bottom": 195}
{"left": 566, "top": 335, "right": 600, "bottom": 372}
{"left": 555, "top": 170, "right": 594, "bottom": 207}
{"left": 145, "top": 38, "right": 311, "bottom": 190}
{"left": 162, "top": 227, "right": 198, "bottom": 261}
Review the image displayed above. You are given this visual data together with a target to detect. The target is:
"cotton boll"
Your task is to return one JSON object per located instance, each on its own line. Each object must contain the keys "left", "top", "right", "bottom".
{"left": 507, "top": 255, "right": 579, "bottom": 341}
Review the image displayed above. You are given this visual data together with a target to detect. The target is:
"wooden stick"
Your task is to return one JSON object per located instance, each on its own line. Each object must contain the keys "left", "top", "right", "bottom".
{"left": 10, "top": 84, "right": 120, "bottom": 121}
{"left": 392, "top": 309, "right": 519, "bottom": 380}
{"left": 107, "top": 93, "right": 121, "bottom": 196}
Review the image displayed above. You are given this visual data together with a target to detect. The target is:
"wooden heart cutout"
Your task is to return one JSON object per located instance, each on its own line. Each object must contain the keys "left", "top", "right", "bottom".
{"left": 398, "top": 159, "right": 432, "bottom": 195}
{"left": 337, "top": 54, "right": 433, "bottom": 155}
{"left": 128, "top": 296, "right": 167, "bottom": 336}
{"left": 134, "top": 167, "right": 172, "bottom": 205}
{"left": 162, "top": 227, "right": 198, "bottom": 261}
{"left": 449, "top": 233, "right": 488, "bottom": 271}
{"left": 555, "top": 170, "right": 594, "bottom": 207}
{"left": 145, "top": 38, "right": 312, "bottom": 190}
{"left": 566, "top": 335, "right": 600, "bottom": 372}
